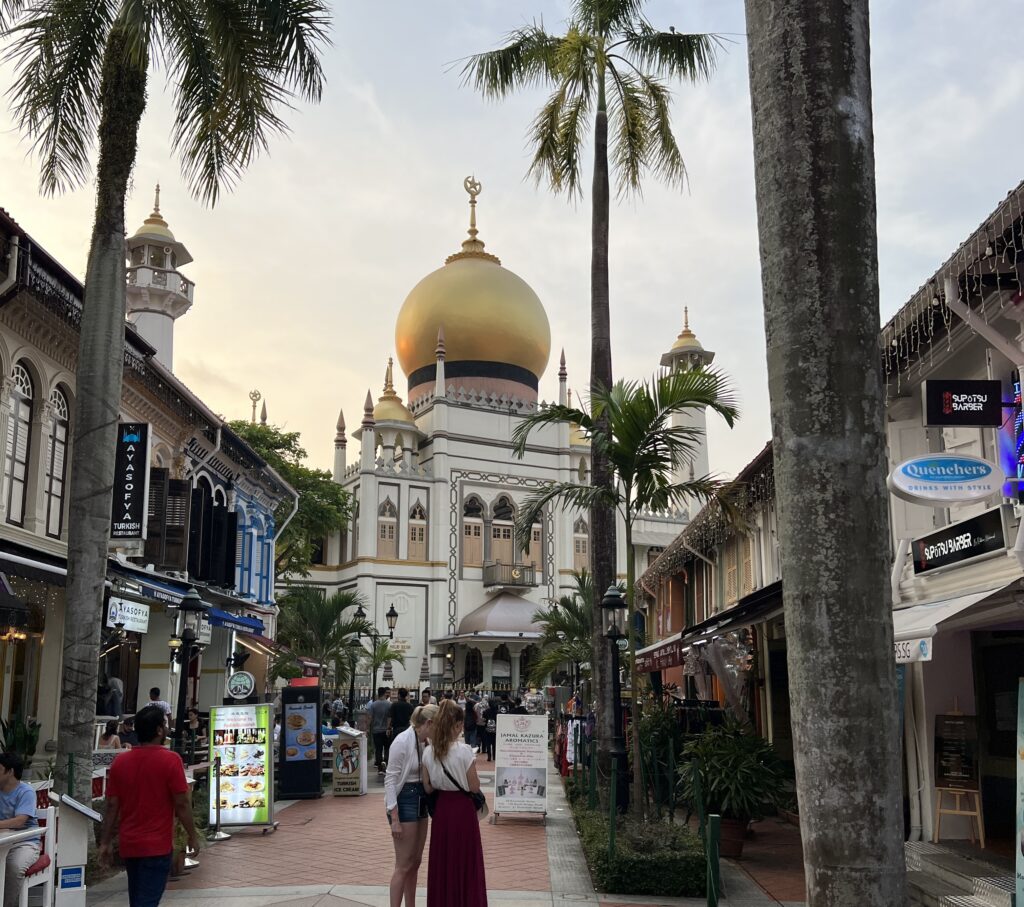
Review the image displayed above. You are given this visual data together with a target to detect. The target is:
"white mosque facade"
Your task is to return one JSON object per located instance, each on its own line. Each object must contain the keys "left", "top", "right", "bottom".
{"left": 304, "top": 180, "right": 713, "bottom": 692}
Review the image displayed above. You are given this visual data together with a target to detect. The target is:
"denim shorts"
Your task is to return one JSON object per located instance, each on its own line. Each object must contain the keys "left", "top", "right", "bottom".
{"left": 387, "top": 781, "right": 426, "bottom": 823}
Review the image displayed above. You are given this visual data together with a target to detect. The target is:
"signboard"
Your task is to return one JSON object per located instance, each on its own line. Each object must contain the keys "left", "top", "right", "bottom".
{"left": 278, "top": 686, "right": 322, "bottom": 799}
{"left": 332, "top": 727, "right": 368, "bottom": 796}
{"left": 105, "top": 597, "right": 150, "bottom": 634}
{"left": 493, "top": 714, "right": 547, "bottom": 816}
{"left": 912, "top": 507, "right": 1006, "bottom": 575}
{"left": 208, "top": 704, "right": 273, "bottom": 827}
{"left": 894, "top": 637, "right": 932, "bottom": 664}
{"left": 198, "top": 618, "right": 212, "bottom": 646}
{"left": 110, "top": 422, "right": 151, "bottom": 539}
{"left": 58, "top": 867, "right": 84, "bottom": 890}
{"left": 887, "top": 454, "right": 1002, "bottom": 506}
{"left": 1016, "top": 679, "right": 1023, "bottom": 905}
{"left": 934, "top": 714, "right": 979, "bottom": 791}
{"left": 226, "top": 671, "right": 256, "bottom": 700}
{"left": 923, "top": 379, "right": 1004, "bottom": 427}
{"left": 635, "top": 636, "right": 684, "bottom": 673}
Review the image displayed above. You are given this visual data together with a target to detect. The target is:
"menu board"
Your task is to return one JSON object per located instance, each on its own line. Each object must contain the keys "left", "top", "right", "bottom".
{"left": 208, "top": 704, "right": 273, "bottom": 827}
{"left": 494, "top": 714, "right": 548, "bottom": 815}
{"left": 283, "top": 701, "right": 319, "bottom": 762}
{"left": 934, "top": 714, "right": 979, "bottom": 791}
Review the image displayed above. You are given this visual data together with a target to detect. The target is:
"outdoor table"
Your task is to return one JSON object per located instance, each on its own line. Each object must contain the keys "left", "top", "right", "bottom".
{"left": 0, "top": 827, "right": 45, "bottom": 900}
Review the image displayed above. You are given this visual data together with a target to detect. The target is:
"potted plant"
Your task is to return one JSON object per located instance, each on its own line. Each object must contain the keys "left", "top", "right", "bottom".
{"left": 678, "top": 721, "right": 787, "bottom": 858}
{"left": 0, "top": 715, "right": 41, "bottom": 773}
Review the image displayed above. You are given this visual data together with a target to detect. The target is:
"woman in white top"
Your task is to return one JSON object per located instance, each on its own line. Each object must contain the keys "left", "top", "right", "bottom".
{"left": 421, "top": 699, "right": 487, "bottom": 906}
{"left": 384, "top": 704, "right": 436, "bottom": 907}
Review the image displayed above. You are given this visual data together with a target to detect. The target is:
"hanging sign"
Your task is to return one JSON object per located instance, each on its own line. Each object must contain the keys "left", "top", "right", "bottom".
{"left": 226, "top": 671, "right": 256, "bottom": 700}
{"left": 894, "top": 637, "right": 932, "bottom": 664}
{"left": 208, "top": 703, "right": 274, "bottom": 828}
{"left": 887, "top": 454, "right": 1003, "bottom": 506}
{"left": 105, "top": 597, "right": 150, "bottom": 634}
{"left": 911, "top": 506, "right": 1007, "bottom": 575}
{"left": 110, "top": 422, "right": 151, "bottom": 539}
{"left": 494, "top": 714, "right": 547, "bottom": 817}
{"left": 922, "top": 379, "right": 1004, "bottom": 427}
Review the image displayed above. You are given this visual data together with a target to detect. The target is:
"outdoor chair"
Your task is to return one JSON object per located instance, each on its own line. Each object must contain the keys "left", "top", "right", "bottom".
{"left": 19, "top": 797, "right": 55, "bottom": 907}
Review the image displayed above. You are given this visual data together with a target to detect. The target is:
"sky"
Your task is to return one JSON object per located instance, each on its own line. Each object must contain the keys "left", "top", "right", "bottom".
{"left": 1, "top": 1, "right": 1021, "bottom": 480}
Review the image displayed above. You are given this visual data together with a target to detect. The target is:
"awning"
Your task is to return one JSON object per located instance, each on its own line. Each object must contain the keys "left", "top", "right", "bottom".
{"left": 0, "top": 545, "right": 67, "bottom": 586}
{"left": 891, "top": 585, "right": 1011, "bottom": 662}
{"left": 0, "top": 575, "right": 29, "bottom": 628}
{"left": 635, "top": 634, "right": 684, "bottom": 673}
{"left": 236, "top": 632, "right": 283, "bottom": 659}
{"left": 679, "top": 580, "right": 784, "bottom": 646}
{"left": 207, "top": 608, "right": 265, "bottom": 634}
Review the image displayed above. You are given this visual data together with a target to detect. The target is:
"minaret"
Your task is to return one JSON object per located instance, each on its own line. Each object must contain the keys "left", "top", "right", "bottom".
{"left": 125, "top": 185, "right": 194, "bottom": 369}
{"left": 333, "top": 409, "right": 347, "bottom": 482}
{"left": 260, "top": 401, "right": 268, "bottom": 425}
{"left": 434, "top": 327, "right": 447, "bottom": 398}
{"left": 359, "top": 390, "right": 376, "bottom": 470}
{"left": 558, "top": 349, "right": 568, "bottom": 405}
{"left": 660, "top": 307, "right": 716, "bottom": 514}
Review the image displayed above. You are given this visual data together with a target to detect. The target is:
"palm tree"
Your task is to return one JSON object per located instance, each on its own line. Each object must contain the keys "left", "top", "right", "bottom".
{"left": 1, "top": 0, "right": 330, "bottom": 792}
{"left": 528, "top": 570, "right": 594, "bottom": 687}
{"left": 463, "top": 0, "right": 722, "bottom": 763}
{"left": 512, "top": 368, "right": 737, "bottom": 814}
{"left": 276, "top": 588, "right": 370, "bottom": 691}
{"left": 742, "top": 1, "right": 904, "bottom": 901}
{"left": 360, "top": 637, "right": 407, "bottom": 697}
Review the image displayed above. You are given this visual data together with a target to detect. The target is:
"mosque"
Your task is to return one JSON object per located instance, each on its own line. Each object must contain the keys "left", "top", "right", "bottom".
{"left": 306, "top": 177, "right": 715, "bottom": 692}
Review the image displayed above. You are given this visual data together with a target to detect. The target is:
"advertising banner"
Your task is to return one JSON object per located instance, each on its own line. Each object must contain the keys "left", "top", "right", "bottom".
{"left": 208, "top": 704, "right": 273, "bottom": 827}
{"left": 110, "top": 422, "right": 151, "bottom": 539}
{"left": 105, "top": 597, "right": 150, "bottom": 634}
{"left": 283, "top": 701, "right": 318, "bottom": 762}
{"left": 887, "top": 454, "right": 1003, "bottom": 506}
{"left": 331, "top": 728, "right": 368, "bottom": 796}
{"left": 278, "top": 686, "right": 322, "bottom": 799}
{"left": 494, "top": 714, "right": 547, "bottom": 816}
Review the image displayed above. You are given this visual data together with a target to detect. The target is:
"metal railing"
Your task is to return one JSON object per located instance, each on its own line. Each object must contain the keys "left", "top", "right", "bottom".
{"left": 482, "top": 561, "right": 538, "bottom": 587}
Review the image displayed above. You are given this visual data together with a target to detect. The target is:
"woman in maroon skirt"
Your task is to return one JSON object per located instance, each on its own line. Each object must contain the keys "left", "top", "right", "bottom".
{"left": 421, "top": 699, "right": 487, "bottom": 905}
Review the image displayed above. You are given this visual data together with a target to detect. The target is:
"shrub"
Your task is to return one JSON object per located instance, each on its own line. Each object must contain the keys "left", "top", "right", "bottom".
{"left": 573, "top": 806, "right": 705, "bottom": 897}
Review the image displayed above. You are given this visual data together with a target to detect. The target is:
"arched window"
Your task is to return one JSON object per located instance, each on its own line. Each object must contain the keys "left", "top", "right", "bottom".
{"left": 573, "top": 517, "right": 589, "bottom": 572}
{"left": 462, "top": 496, "right": 484, "bottom": 567}
{"left": 491, "top": 495, "right": 515, "bottom": 565}
{"left": 44, "top": 387, "right": 69, "bottom": 538}
{"left": 377, "top": 497, "right": 397, "bottom": 559}
{"left": 5, "top": 364, "right": 34, "bottom": 526}
{"left": 408, "top": 499, "right": 427, "bottom": 561}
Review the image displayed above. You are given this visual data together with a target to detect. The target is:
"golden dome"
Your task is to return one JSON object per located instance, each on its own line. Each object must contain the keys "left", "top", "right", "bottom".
{"left": 669, "top": 307, "right": 703, "bottom": 353}
{"left": 373, "top": 359, "right": 416, "bottom": 425}
{"left": 395, "top": 178, "right": 550, "bottom": 386}
{"left": 132, "top": 184, "right": 175, "bottom": 241}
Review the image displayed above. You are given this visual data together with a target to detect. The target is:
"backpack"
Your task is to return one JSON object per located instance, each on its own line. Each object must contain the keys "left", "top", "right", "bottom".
{"left": 486, "top": 718, "right": 496, "bottom": 733}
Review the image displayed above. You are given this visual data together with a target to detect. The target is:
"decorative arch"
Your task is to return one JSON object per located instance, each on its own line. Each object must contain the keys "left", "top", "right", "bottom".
{"left": 490, "top": 495, "right": 515, "bottom": 565}
{"left": 378, "top": 497, "right": 397, "bottom": 518}
{"left": 491, "top": 494, "right": 515, "bottom": 521}
{"left": 408, "top": 497, "right": 427, "bottom": 561}
{"left": 462, "top": 494, "right": 484, "bottom": 567}
{"left": 464, "top": 648, "right": 483, "bottom": 686}
{"left": 573, "top": 516, "right": 590, "bottom": 572}
{"left": 4, "top": 360, "right": 35, "bottom": 526}
{"left": 377, "top": 496, "right": 398, "bottom": 558}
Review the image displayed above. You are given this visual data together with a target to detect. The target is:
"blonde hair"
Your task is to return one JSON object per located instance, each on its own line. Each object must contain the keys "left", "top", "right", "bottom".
{"left": 411, "top": 704, "right": 437, "bottom": 728}
{"left": 430, "top": 699, "right": 463, "bottom": 760}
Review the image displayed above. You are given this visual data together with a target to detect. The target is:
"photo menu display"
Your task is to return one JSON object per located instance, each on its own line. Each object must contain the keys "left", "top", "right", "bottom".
{"left": 208, "top": 704, "right": 273, "bottom": 827}
{"left": 283, "top": 701, "right": 319, "bottom": 763}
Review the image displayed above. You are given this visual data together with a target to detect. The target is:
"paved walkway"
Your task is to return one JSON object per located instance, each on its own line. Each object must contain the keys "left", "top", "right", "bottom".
{"left": 87, "top": 754, "right": 801, "bottom": 907}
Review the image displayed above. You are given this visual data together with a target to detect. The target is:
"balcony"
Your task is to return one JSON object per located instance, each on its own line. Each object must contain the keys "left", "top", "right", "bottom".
{"left": 483, "top": 561, "right": 538, "bottom": 588}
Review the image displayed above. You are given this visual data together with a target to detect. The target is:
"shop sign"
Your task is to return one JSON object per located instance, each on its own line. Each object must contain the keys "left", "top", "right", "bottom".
{"left": 911, "top": 507, "right": 1006, "bottom": 575}
{"left": 494, "top": 714, "right": 547, "bottom": 815}
{"left": 887, "top": 454, "right": 1003, "bottom": 506}
{"left": 934, "top": 714, "right": 979, "bottom": 791}
{"left": 110, "top": 422, "right": 151, "bottom": 539}
{"left": 198, "top": 618, "right": 212, "bottom": 645}
{"left": 208, "top": 704, "right": 274, "bottom": 828}
{"left": 635, "top": 637, "right": 684, "bottom": 673}
{"left": 922, "top": 379, "right": 1003, "bottom": 427}
{"left": 105, "top": 597, "right": 150, "bottom": 634}
{"left": 893, "top": 637, "right": 932, "bottom": 664}
{"left": 227, "top": 671, "right": 256, "bottom": 700}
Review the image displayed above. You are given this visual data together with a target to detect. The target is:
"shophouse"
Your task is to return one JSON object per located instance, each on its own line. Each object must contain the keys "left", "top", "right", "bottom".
{"left": 0, "top": 195, "right": 296, "bottom": 751}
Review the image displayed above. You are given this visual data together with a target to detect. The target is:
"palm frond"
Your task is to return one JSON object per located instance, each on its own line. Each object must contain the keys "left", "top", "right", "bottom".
{"left": 511, "top": 403, "right": 592, "bottom": 458}
{"left": 526, "top": 85, "right": 568, "bottom": 192}
{"left": 552, "top": 75, "right": 593, "bottom": 198}
{"left": 637, "top": 72, "right": 685, "bottom": 188}
{"left": 253, "top": 0, "right": 330, "bottom": 101}
{"left": 620, "top": 24, "right": 722, "bottom": 83}
{"left": 575, "top": 0, "right": 648, "bottom": 36}
{"left": 5, "top": 0, "right": 117, "bottom": 195}
{"left": 460, "top": 23, "right": 561, "bottom": 98}
{"left": 606, "top": 62, "right": 649, "bottom": 198}
{"left": 514, "top": 481, "right": 617, "bottom": 552}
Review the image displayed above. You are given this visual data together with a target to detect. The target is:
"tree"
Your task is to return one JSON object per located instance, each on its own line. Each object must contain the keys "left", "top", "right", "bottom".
{"left": 463, "top": 0, "right": 722, "bottom": 765}
{"left": 742, "top": 2, "right": 904, "bottom": 903}
{"left": 2, "top": 0, "right": 330, "bottom": 794}
{"left": 276, "top": 587, "right": 369, "bottom": 688}
{"left": 229, "top": 421, "right": 352, "bottom": 577}
{"left": 528, "top": 570, "right": 594, "bottom": 687}
{"left": 513, "top": 369, "right": 737, "bottom": 814}
{"left": 359, "top": 637, "right": 407, "bottom": 697}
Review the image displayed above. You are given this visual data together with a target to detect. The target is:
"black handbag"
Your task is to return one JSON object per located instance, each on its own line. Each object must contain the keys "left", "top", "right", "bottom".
{"left": 439, "top": 755, "right": 489, "bottom": 819}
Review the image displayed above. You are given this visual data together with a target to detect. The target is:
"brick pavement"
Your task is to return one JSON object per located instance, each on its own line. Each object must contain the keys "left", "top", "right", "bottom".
{"left": 736, "top": 818, "right": 806, "bottom": 903}
{"left": 169, "top": 753, "right": 550, "bottom": 893}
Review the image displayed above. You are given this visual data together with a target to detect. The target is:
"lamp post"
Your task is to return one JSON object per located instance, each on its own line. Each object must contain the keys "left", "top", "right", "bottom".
{"left": 347, "top": 604, "right": 399, "bottom": 719}
{"left": 602, "top": 585, "right": 629, "bottom": 813}
{"left": 170, "top": 587, "right": 210, "bottom": 757}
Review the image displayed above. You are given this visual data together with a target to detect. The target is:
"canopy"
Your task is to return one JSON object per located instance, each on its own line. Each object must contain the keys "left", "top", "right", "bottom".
{"left": 207, "top": 607, "right": 265, "bottom": 635}
{"left": 890, "top": 584, "right": 1012, "bottom": 662}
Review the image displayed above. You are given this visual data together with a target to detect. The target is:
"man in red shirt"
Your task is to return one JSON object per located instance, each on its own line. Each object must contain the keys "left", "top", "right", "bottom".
{"left": 99, "top": 705, "right": 199, "bottom": 906}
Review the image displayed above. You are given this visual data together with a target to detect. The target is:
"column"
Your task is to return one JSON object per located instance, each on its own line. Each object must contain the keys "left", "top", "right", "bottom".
{"left": 508, "top": 644, "right": 523, "bottom": 692}
{"left": 480, "top": 650, "right": 494, "bottom": 689}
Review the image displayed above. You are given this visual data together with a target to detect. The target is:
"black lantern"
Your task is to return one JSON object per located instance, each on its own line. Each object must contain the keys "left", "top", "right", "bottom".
{"left": 602, "top": 585, "right": 626, "bottom": 640}
{"left": 385, "top": 604, "right": 398, "bottom": 637}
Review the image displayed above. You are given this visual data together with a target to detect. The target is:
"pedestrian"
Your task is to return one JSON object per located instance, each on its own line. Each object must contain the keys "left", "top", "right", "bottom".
{"left": 463, "top": 694, "right": 478, "bottom": 749}
{"left": 98, "top": 719, "right": 123, "bottom": 750}
{"left": 474, "top": 696, "right": 489, "bottom": 761}
{"left": 370, "top": 687, "right": 393, "bottom": 774}
{"left": 390, "top": 688, "right": 414, "bottom": 738}
{"left": 107, "top": 676, "right": 125, "bottom": 717}
{"left": 99, "top": 705, "right": 200, "bottom": 907}
{"left": 385, "top": 703, "right": 437, "bottom": 907}
{"left": 421, "top": 700, "right": 487, "bottom": 906}
{"left": 483, "top": 697, "right": 499, "bottom": 761}
{"left": 331, "top": 692, "right": 345, "bottom": 721}
{"left": 147, "top": 687, "right": 172, "bottom": 724}
{"left": 119, "top": 717, "right": 139, "bottom": 748}
{"left": 511, "top": 697, "right": 528, "bottom": 715}
{"left": 419, "top": 688, "right": 436, "bottom": 706}
{"left": 0, "top": 754, "right": 41, "bottom": 907}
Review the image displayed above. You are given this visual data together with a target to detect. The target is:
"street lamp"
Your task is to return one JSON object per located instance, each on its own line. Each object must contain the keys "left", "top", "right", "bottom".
{"left": 347, "top": 603, "right": 399, "bottom": 720}
{"left": 602, "top": 584, "right": 629, "bottom": 813}
{"left": 171, "top": 587, "right": 209, "bottom": 757}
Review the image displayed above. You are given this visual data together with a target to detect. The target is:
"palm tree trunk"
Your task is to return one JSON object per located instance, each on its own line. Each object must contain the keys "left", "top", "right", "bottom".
{"left": 743, "top": 2, "right": 905, "bottom": 903}
{"left": 55, "top": 25, "right": 147, "bottom": 796}
{"left": 589, "top": 57, "right": 616, "bottom": 773}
